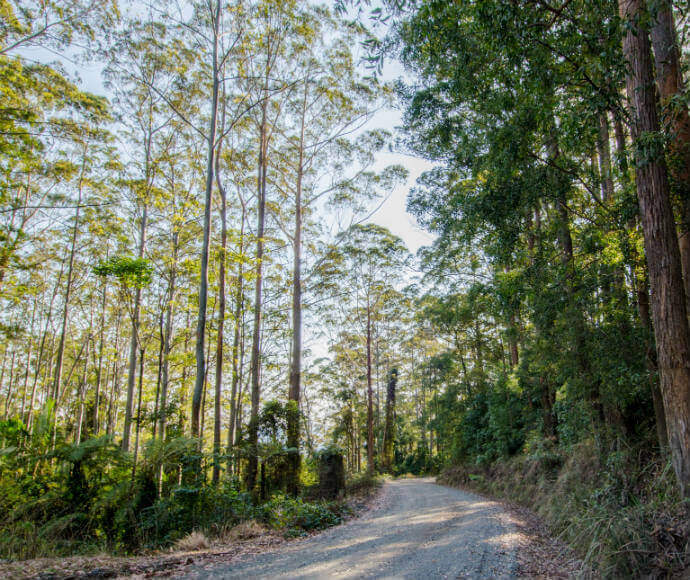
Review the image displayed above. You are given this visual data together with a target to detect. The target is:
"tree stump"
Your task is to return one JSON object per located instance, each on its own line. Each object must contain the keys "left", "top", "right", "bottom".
{"left": 317, "top": 449, "right": 345, "bottom": 499}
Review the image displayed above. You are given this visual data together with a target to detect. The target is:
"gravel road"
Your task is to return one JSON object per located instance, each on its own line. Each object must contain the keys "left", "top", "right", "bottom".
{"left": 186, "top": 478, "right": 519, "bottom": 579}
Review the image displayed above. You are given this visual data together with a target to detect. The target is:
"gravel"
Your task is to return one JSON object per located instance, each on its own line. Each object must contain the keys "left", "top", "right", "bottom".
{"left": 185, "top": 477, "right": 519, "bottom": 579}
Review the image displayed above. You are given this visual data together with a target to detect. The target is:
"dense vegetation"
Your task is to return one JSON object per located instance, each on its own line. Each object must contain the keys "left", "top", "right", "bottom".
{"left": 388, "top": 0, "right": 690, "bottom": 575}
{"left": 2, "top": 0, "right": 690, "bottom": 576}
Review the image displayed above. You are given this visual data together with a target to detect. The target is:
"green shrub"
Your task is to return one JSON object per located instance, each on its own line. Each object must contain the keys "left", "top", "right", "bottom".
{"left": 259, "top": 494, "right": 345, "bottom": 534}
{"left": 0, "top": 425, "right": 350, "bottom": 561}
{"left": 439, "top": 439, "right": 689, "bottom": 577}
{"left": 345, "top": 471, "right": 381, "bottom": 495}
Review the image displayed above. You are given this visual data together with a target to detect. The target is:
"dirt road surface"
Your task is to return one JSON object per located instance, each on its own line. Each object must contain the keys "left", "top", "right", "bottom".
{"left": 185, "top": 478, "right": 519, "bottom": 579}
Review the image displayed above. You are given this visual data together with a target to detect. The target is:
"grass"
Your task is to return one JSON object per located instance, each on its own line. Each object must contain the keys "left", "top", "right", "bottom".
{"left": 439, "top": 439, "right": 690, "bottom": 577}
{"left": 174, "top": 530, "right": 210, "bottom": 552}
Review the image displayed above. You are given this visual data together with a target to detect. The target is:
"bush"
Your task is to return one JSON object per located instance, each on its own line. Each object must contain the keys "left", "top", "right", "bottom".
{"left": 439, "top": 439, "right": 690, "bottom": 577}
{"left": 345, "top": 471, "right": 381, "bottom": 495}
{"left": 258, "top": 494, "right": 346, "bottom": 534}
{"left": 0, "top": 427, "right": 350, "bottom": 561}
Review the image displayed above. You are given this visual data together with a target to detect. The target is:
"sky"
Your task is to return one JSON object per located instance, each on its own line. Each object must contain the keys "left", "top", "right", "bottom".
{"left": 20, "top": 2, "right": 436, "bottom": 257}
{"left": 370, "top": 141, "right": 436, "bottom": 255}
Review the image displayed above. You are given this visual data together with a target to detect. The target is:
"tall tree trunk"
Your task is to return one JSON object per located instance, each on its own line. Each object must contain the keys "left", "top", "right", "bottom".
{"left": 122, "top": 202, "right": 147, "bottom": 452}
{"left": 179, "top": 309, "right": 191, "bottom": 435}
{"left": 106, "top": 309, "right": 122, "bottom": 436}
{"left": 614, "top": 108, "right": 669, "bottom": 447}
{"left": 598, "top": 113, "right": 615, "bottom": 202}
{"left": 20, "top": 300, "right": 37, "bottom": 421}
{"left": 620, "top": 0, "right": 690, "bottom": 497}
{"left": 52, "top": 176, "right": 84, "bottom": 419}
{"left": 233, "top": 306, "right": 247, "bottom": 475}
{"left": 132, "top": 347, "right": 146, "bottom": 482}
{"left": 650, "top": 1, "right": 690, "bottom": 311}
{"left": 228, "top": 206, "right": 245, "bottom": 475}
{"left": 94, "top": 273, "right": 108, "bottom": 435}
{"left": 75, "top": 337, "right": 90, "bottom": 444}
{"left": 153, "top": 309, "right": 164, "bottom": 440}
{"left": 159, "top": 233, "right": 178, "bottom": 442}
{"left": 637, "top": 270, "right": 669, "bottom": 447}
{"left": 382, "top": 368, "right": 397, "bottom": 472}
{"left": 192, "top": 0, "right": 221, "bottom": 441}
{"left": 287, "top": 77, "right": 309, "bottom": 496}
{"left": 200, "top": 328, "right": 213, "bottom": 444}
{"left": 212, "top": 153, "right": 228, "bottom": 484}
{"left": 366, "top": 298, "right": 374, "bottom": 475}
{"left": 247, "top": 97, "right": 269, "bottom": 492}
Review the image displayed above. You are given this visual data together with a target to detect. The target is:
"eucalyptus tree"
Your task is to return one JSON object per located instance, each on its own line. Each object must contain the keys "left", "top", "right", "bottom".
{"left": 322, "top": 224, "right": 409, "bottom": 474}
{"left": 104, "top": 18, "right": 183, "bottom": 451}
{"left": 50, "top": 122, "right": 114, "bottom": 434}
{"left": 186, "top": 0, "right": 223, "bottom": 444}
{"left": 216, "top": 139, "right": 255, "bottom": 474}
{"left": 618, "top": 0, "right": 690, "bottom": 498}
{"left": 383, "top": 0, "right": 662, "bottom": 468}
{"left": 0, "top": 0, "right": 119, "bottom": 294}
{"left": 243, "top": 0, "right": 300, "bottom": 492}
{"left": 149, "top": 122, "right": 204, "bottom": 445}
{"left": 147, "top": 0, "right": 251, "bottom": 457}
{"left": 267, "top": 4, "right": 407, "bottom": 492}
{"left": 650, "top": 1, "right": 690, "bottom": 306}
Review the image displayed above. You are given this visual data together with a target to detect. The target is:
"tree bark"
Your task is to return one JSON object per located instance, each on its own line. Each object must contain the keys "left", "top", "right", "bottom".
{"left": 650, "top": 1, "right": 690, "bottom": 311}
{"left": 212, "top": 148, "right": 228, "bottom": 484}
{"left": 286, "top": 76, "right": 309, "bottom": 496}
{"left": 159, "top": 233, "right": 178, "bottom": 442}
{"left": 366, "top": 298, "right": 375, "bottom": 475}
{"left": 382, "top": 368, "right": 397, "bottom": 472}
{"left": 247, "top": 96, "right": 269, "bottom": 492}
{"left": 191, "top": 0, "right": 221, "bottom": 441}
{"left": 122, "top": 202, "right": 147, "bottom": 452}
{"left": 620, "top": 0, "right": 690, "bottom": 497}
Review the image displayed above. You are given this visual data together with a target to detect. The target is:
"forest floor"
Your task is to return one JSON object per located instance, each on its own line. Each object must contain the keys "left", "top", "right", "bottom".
{"left": 4, "top": 477, "right": 583, "bottom": 579}
{"left": 475, "top": 492, "right": 587, "bottom": 578}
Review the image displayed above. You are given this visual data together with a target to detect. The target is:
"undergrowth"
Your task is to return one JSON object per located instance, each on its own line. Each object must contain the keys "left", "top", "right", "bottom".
{"left": 439, "top": 438, "right": 690, "bottom": 577}
{"left": 0, "top": 419, "right": 353, "bottom": 561}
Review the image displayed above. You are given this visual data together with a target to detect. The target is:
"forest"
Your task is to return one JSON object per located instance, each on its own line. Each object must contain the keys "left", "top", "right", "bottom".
{"left": 2, "top": 0, "right": 690, "bottom": 577}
